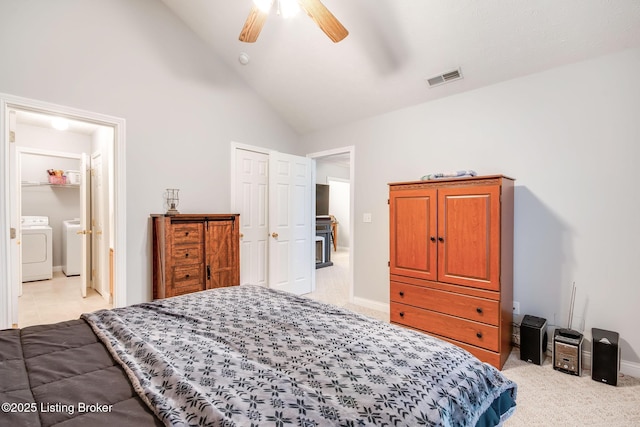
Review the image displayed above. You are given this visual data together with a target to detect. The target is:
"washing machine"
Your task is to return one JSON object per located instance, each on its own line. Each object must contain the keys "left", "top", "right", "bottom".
{"left": 62, "top": 219, "right": 82, "bottom": 276}
{"left": 21, "top": 216, "right": 53, "bottom": 282}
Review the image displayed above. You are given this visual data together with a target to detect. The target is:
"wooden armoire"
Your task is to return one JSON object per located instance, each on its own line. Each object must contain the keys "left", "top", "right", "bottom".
{"left": 152, "top": 214, "right": 240, "bottom": 299}
{"left": 388, "top": 175, "right": 514, "bottom": 369}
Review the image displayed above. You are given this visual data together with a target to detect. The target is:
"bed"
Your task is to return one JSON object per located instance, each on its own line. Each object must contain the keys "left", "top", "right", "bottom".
{"left": 1, "top": 285, "right": 517, "bottom": 426}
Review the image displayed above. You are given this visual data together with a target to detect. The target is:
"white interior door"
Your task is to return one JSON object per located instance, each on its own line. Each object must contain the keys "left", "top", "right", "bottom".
{"left": 91, "top": 153, "right": 106, "bottom": 297}
{"left": 268, "top": 152, "right": 313, "bottom": 295}
{"left": 80, "top": 153, "right": 90, "bottom": 297}
{"left": 235, "top": 149, "right": 269, "bottom": 287}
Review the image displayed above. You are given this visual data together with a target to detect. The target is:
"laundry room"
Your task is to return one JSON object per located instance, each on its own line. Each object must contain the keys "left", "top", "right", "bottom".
{"left": 19, "top": 119, "right": 86, "bottom": 281}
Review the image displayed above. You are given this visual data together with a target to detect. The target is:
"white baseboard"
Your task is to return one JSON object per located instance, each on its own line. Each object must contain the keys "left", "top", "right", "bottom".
{"left": 620, "top": 359, "right": 640, "bottom": 378}
{"left": 351, "top": 296, "right": 389, "bottom": 314}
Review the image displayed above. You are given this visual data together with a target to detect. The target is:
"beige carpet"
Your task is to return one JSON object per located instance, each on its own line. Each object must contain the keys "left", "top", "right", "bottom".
{"left": 502, "top": 348, "right": 640, "bottom": 426}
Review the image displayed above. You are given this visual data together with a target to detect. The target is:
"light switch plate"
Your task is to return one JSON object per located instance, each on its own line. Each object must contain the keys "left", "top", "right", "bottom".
{"left": 363, "top": 213, "right": 372, "bottom": 223}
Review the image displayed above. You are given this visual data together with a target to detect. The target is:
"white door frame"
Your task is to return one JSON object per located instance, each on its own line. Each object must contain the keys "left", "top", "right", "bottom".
{"left": 0, "top": 93, "right": 127, "bottom": 329}
{"left": 307, "top": 146, "right": 355, "bottom": 303}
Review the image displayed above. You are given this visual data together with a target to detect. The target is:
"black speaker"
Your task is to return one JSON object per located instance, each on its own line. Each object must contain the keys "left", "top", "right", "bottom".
{"left": 520, "top": 315, "right": 548, "bottom": 365}
{"left": 591, "top": 328, "right": 620, "bottom": 386}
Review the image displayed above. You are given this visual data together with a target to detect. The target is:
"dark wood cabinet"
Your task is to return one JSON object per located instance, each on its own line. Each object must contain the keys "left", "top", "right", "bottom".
{"left": 389, "top": 175, "right": 514, "bottom": 369}
{"left": 152, "top": 214, "right": 239, "bottom": 299}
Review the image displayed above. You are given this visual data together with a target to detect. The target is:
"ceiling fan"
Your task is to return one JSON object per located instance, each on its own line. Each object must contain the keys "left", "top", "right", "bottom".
{"left": 239, "top": 0, "right": 349, "bottom": 43}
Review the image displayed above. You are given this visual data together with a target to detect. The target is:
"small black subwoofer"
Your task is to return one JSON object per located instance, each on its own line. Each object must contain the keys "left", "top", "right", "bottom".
{"left": 591, "top": 328, "right": 620, "bottom": 386}
{"left": 520, "top": 315, "right": 548, "bottom": 365}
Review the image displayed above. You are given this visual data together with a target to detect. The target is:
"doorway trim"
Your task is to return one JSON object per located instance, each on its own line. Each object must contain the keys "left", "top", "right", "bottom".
{"left": 307, "top": 146, "right": 355, "bottom": 303}
{"left": 0, "top": 93, "right": 127, "bottom": 329}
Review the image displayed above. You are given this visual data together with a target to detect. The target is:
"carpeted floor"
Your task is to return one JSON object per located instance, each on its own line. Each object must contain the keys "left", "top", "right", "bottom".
{"left": 502, "top": 348, "right": 640, "bottom": 426}
{"left": 310, "top": 248, "right": 640, "bottom": 426}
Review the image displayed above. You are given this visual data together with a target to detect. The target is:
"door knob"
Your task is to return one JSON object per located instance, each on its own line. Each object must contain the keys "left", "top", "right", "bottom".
{"left": 271, "top": 232, "right": 279, "bottom": 238}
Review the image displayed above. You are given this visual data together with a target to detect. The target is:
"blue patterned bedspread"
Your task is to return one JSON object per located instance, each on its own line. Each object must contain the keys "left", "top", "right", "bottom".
{"left": 82, "top": 285, "right": 516, "bottom": 426}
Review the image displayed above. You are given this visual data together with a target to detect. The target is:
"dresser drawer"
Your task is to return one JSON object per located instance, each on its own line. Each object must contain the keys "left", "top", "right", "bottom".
{"left": 172, "top": 245, "right": 203, "bottom": 265}
{"left": 171, "top": 223, "right": 202, "bottom": 245}
{"left": 390, "top": 302, "right": 499, "bottom": 351}
{"left": 391, "top": 281, "right": 499, "bottom": 326}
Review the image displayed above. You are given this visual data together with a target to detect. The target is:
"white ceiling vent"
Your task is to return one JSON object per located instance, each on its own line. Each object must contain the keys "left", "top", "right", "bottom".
{"left": 425, "top": 68, "right": 463, "bottom": 88}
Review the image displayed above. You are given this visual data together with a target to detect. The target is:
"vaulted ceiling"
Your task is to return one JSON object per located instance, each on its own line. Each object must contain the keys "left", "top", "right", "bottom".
{"left": 161, "top": 0, "right": 640, "bottom": 134}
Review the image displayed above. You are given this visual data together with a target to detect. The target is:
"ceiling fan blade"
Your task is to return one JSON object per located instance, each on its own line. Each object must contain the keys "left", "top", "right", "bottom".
{"left": 297, "top": 0, "right": 349, "bottom": 43}
{"left": 239, "top": 4, "right": 269, "bottom": 43}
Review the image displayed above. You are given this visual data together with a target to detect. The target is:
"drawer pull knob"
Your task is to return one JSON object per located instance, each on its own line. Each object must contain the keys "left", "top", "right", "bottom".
{"left": 430, "top": 236, "right": 436, "bottom": 242}
{"left": 185, "top": 253, "right": 189, "bottom": 257}
{"left": 438, "top": 237, "right": 444, "bottom": 242}
{"left": 476, "top": 332, "right": 483, "bottom": 339}
{"left": 399, "top": 291, "right": 404, "bottom": 297}
{"left": 476, "top": 307, "right": 483, "bottom": 314}
{"left": 185, "top": 274, "right": 190, "bottom": 278}
{"left": 185, "top": 232, "right": 189, "bottom": 236}
{"left": 399, "top": 311, "right": 405, "bottom": 318}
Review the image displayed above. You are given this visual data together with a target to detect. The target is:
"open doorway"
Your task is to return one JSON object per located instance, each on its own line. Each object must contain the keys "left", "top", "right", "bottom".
{"left": 307, "top": 147, "right": 355, "bottom": 306}
{"left": 0, "top": 94, "right": 127, "bottom": 330}
{"left": 15, "top": 110, "right": 113, "bottom": 326}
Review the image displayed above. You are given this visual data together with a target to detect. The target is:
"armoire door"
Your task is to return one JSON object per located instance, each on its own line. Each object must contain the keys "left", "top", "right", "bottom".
{"left": 437, "top": 185, "right": 501, "bottom": 290}
{"left": 206, "top": 218, "right": 239, "bottom": 289}
{"left": 389, "top": 188, "right": 437, "bottom": 281}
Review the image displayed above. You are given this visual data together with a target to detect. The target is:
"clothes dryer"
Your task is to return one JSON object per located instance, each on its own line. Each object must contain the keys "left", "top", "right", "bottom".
{"left": 21, "top": 216, "right": 53, "bottom": 282}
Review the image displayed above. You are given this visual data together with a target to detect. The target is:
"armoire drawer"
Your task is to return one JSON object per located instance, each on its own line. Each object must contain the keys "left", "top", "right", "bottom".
{"left": 390, "top": 302, "right": 499, "bottom": 351}
{"left": 172, "top": 245, "right": 203, "bottom": 265}
{"left": 171, "top": 223, "right": 202, "bottom": 245}
{"left": 172, "top": 264, "right": 203, "bottom": 288}
{"left": 390, "top": 281, "right": 499, "bottom": 326}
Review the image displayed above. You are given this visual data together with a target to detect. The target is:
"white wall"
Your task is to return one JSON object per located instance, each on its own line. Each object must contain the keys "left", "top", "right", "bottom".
{"left": 0, "top": 0, "right": 299, "bottom": 304}
{"left": 300, "top": 48, "right": 640, "bottom": 365}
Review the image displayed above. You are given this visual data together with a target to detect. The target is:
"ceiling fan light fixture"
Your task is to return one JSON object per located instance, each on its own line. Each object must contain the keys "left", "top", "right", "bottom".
{"left": 252, "top": 0, "right": 274, "bottom": 14}
{"left": 278, "top": 0, "right": 300, "bottom": 18}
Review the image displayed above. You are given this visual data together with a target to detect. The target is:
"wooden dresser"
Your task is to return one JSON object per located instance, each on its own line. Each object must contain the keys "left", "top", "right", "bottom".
{"left": 388, "top": 175, "right": 514, "bottom": 369}
{"left": 152, "top": 214, "right": 240, "bottom": 299}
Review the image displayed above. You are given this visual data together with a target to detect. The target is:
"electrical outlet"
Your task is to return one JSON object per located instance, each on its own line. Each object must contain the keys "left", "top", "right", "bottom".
{"left": 513, "top": 301, "right": 520, "bottom": 315}
{"left": 363, "top": 213, "right": 372, "bottom": 223}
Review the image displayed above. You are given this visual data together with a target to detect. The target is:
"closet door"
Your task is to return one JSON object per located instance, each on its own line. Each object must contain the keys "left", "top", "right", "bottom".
{"left": 437, "top": 185, "right": 501, "bottom": 290}
{"left": 235, "top": 149, "right": 269, "bottom": 287}
{"left": 233, "top": 147, "right": 314, "bottom": 295}
{"left": 268, "top": 152, "right": 313, "bottom": 295}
